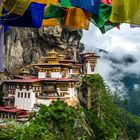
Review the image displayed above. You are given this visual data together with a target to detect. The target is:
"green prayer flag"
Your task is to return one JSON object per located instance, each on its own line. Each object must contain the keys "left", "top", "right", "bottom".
{"left": 43, "top": 4, "right": 65, "bottom": 19}
{"left": 91, "top": 3, "right": 119, "bottom": 33}
{"left": 91, "top": 3, "right": 112, "bottom": 28}
{"left": 100, "top": 21, "right": 118, "bottom": 33}
{"left": 60, "top": 0, "right": 72, "bottom": 8}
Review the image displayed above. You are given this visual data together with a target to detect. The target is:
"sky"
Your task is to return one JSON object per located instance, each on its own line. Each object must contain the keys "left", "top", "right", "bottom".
{"left": 81, "top": 23, "right": 140, "bottom": 93}
{"left": 81, "top": 23, "right": 140, "bottom": 53}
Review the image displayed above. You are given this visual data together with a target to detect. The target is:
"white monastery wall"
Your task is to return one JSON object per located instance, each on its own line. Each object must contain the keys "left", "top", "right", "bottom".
{"left": 86, "top": 63, "right": 94, "bottom": 74}
{"left": 14, "top": 88, "right": 36, "bottom": 111}
{"left": 37, "top": 99, "right": 52, "bottom": 106}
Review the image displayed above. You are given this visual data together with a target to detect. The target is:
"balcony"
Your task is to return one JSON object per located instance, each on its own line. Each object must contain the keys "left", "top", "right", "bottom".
{"left": 42, "top": 86, "right": 55, "bottom": 92}
{"left": 37, "top": 93, "right": 59, "bottom": 99}
{"left": 42, "top": 89, "right": 56, "bottom": 93}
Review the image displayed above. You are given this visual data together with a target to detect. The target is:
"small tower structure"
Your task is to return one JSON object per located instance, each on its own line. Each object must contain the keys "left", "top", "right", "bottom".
{"left": 80, "top": 51, "right": 99, "bottom": 110}
{"left": 81, "top": 52, "right": 99, "bottom": 75}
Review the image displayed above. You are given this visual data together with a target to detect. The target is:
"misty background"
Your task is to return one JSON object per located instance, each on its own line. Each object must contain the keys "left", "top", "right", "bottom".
{"left": 81, "top": 23, "right": 140, "bottom": 116}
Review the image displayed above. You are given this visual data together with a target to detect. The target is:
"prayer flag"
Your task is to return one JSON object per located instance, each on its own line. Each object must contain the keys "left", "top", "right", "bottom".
{"left": 91, "top": 3, "right": 119, "bottom": 33}
{"left": 130, "top": 24, "right": 140, "bottom": 28}
{"left": 70, "top": 0, "right": 101, "bottom": 15}
{"left": 110, "top": 0, "right": 140, "bottom": 25}
{"left": 91, "top": 3, "right": 112, "bottom": 28}
{"left": 42, "top": 19, "right": 58, "bottom": 26}
{"left": 31, "top": 0, "right": 58, "bottom": 4}
{"left": 99, "top": 21, "right": 119, "bottom": 33}
{"left": 44, "top": 4, "right": 65, "bottom": 19}
{"left": 63, "top": 8, "right": 91, "bottom": 30}
{"left": 3, "top": 0, "right": 31, "bottom": 16}
{"left": 60, "top": 0, "right": 72, "bottom": 7}
{"left": 101, "top": 0, "right": 112, "bottom": 4}
{"left": 1, "top": 2, "right": 45, "bottom": 28}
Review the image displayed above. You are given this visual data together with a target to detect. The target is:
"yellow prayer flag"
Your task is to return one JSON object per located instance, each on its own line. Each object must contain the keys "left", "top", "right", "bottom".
{"left": 42, "top": 18, "right": 58, "bottom": 26}
{"left": 63, "top": 8, "right": 91, "bottom": 30}
{"left": 31, "top": 0, "right": 58, "bottom": 4}
{"left": 110, "top": 0, "right": 140, "bottom": 25}
{"left": 3, "top": 0, "right": 31, "bottom": 16}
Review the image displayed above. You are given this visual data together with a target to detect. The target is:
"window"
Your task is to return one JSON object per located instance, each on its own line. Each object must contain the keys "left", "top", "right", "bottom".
{"left": 60, "top": 85, "right": 68, "bottom": 91}
{"left": 35, "top": 87, "right": 37, "bottom": 91}
{"left": 91, "top": 65, "right": 94, "bottom": 72}
{"left": 39, "top": 87, "right": 42, "bottom": 90}
{"left": 28, "top": 93, "right": 30, "bottom": 98}
{"left": 60, "top": 87, "right": 68, "bottom": 91}
{"left": 27, "top": 86, "right": 29, "bottom": 91}
{"left": 35, "top": 93, "right": 37, "bottom": 97}
{"left": 25, "top": 93, "right": 27, "bottom": 98}
{"left": 60, "top": 93, "right": 64, "bottom": 96}
{"left": 39, "top": 93, "right": 43, "bottom": 96}
{"left": 21, "top": 92, "right": 23, "bottom": 98}
{"left": 42, "top": 85, "right": 54, "bottom": 91}
{"left": 18, "top": 92, "right": 20, "bottom": 98}
{"left": 33, "top": 87, "right": 35, "bottom": 91}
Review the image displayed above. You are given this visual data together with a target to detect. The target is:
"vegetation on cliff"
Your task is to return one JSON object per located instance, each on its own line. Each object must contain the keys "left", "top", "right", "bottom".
{"left": 0, "top": 100, "right": 93, "bottom": 140}
{"left": 82, "top": 74, "right": 121, "bottom": 139}
{"left": 82, "top": 74, "right": 140, "bottom": 140}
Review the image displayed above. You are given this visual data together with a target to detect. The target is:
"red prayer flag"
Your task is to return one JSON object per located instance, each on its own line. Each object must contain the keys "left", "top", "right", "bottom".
{"left": 101, "top": 0, "right": 112, "bottom": 4}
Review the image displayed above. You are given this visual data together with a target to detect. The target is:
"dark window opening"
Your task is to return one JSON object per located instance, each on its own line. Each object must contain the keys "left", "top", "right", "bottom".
{"left": 28, "top": 93, "right": 30, "bottom": 98}
{"left": 21, "top": 92, "right": 23, "bottom": 98}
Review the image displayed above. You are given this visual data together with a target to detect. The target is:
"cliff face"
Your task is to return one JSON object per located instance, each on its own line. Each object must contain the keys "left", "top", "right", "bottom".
{"left": 0, "top": 26, "right": 84, "bottom": 104}
{"left": 4, "top": 26, "right": 84, "bottom": 73}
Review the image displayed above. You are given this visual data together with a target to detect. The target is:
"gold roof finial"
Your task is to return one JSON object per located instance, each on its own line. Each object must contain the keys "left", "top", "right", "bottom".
{"left": 48, "top": 49, "right": 58, "bottom": 54}
{"left": 20, "top": 67, "right": 29, "bottom": 75}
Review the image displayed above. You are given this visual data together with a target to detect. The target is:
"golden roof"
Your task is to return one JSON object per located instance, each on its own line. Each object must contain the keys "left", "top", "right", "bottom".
{"left": 58, "top": 54, "right": 65, "bottom": 57}
{"left": 48, "top": 49, "right": 58, "bottom": 55}
{"left": 32, "top": 50, "right": 71, "bottom": 68}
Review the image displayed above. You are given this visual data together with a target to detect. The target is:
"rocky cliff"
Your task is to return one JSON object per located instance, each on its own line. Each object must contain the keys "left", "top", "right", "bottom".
{"left": 4, "top": 26, "right": 84, "bottom": 73}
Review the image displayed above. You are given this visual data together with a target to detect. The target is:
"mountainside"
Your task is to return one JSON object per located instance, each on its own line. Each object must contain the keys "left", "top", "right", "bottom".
{"left": 4, "top": 27, "right": 84, "bottom": 73}
{"left": 121, "top": 75, "right": 140, "bottom": 116}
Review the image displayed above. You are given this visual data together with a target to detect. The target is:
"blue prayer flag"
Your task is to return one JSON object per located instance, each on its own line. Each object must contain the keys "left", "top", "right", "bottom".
{"left": 70, "top": 0, "right": 101, "bottom": 15}
{"left": 4, "top": 25, "right": 8, "bottom": 32}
